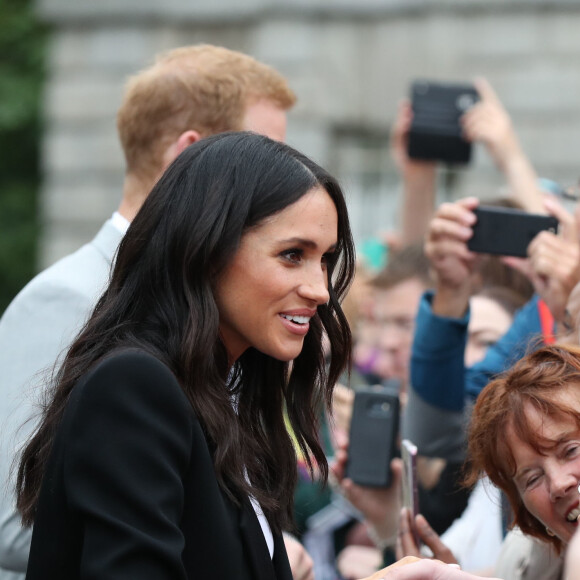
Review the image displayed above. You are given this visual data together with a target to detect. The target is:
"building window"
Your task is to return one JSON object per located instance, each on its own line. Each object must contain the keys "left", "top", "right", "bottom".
{"left": 330, "top": 125, "right": 399, "bottom": 257}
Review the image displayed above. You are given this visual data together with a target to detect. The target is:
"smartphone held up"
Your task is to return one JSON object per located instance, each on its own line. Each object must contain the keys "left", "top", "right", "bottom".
{"left": 467, "top": 206, "right": 559, "bottom": 258}
{"left": 408, "top": 79, "right": 480, "bottom": 164}
{"left": 345, "top": 383, "right": 400, "bottom": 488}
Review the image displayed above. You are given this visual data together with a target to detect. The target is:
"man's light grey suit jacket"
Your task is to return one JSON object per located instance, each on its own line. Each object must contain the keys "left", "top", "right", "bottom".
{"left": 0, "top": 220, "right": 123, "bottom": 579}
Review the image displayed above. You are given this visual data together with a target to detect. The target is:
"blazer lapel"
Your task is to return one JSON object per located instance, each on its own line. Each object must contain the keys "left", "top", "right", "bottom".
{"left": 238, "top": 498, "right": 279, "bottom": 580}
{"left": 272, "top": 534, "right": 293, "bottom": 580}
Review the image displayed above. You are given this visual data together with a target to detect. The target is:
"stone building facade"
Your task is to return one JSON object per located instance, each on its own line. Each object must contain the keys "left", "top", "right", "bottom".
{"left": 35, "top": 0, "right": 580, "bottom": 268}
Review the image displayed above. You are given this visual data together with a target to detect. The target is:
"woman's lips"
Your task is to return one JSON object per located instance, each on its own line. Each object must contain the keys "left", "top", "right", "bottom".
{"left": 567, "top": 494, "right": 580, "bottom": 522}
{"left": 567, "top": 506, "right": 580, "bottom": 522}
{"left": 279, "top": 314, "right": 310, "bottom": 336}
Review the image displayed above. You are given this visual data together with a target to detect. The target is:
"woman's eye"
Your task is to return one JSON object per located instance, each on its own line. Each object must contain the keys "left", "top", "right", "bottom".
{"left": 525, "top": 474, "right": 540, "bottom": 489}
{"left": 565, "top": 445, "right": 579, "bottom": 458}
{"left": 281, "top": 249, "right": 302, "bottom": 263}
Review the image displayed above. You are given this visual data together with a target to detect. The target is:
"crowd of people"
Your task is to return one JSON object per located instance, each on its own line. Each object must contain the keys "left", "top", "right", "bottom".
{"left": 0, "top": 41, "right": 579, "bottom": 580}
{"left": 324, "top": 76, "right": 580, "bottom": 580}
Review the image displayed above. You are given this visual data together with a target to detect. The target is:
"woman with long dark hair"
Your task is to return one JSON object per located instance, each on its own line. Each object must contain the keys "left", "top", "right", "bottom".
{"left": 16, "top": 131, "right": 355, "bottom": 579}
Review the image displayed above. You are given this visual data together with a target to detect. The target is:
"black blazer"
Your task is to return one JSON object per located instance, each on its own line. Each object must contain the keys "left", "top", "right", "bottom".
{"left": 26, "top": 349, "right": 293, "bottom": 580}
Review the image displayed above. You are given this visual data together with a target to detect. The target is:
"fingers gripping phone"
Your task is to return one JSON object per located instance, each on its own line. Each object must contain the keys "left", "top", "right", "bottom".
{"left": 467, "top": 206, "right": 559, "bottom": 258}
{"left": 345, "top": 383, "right": 400, "bottom": 488}
{"left": 401, "top": 439, "right": 420, "bottom": 547}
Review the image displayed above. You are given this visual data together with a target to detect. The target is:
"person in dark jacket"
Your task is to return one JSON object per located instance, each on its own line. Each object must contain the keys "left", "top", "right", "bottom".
{"left": 16, "top": 131, "right": 356, "bottom": 580}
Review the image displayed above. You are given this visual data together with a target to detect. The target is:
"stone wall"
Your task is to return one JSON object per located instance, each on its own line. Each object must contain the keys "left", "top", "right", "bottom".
{"left": 35, "top": 0, "right": 580, "bottom": 266}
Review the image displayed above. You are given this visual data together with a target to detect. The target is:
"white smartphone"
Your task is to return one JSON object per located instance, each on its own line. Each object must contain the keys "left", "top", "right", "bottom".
{"left": 401, "top": 439, "right": 420, "bottom": 546}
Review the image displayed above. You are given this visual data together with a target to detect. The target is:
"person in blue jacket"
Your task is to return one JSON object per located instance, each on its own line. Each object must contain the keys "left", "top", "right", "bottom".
{"left": 403, "top": 195, "right": 580, "bottom": 462}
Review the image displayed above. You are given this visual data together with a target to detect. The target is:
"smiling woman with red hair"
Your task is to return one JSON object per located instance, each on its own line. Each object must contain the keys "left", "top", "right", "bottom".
{"left": 466, "top": 343, "right": 580, "bottom": 555}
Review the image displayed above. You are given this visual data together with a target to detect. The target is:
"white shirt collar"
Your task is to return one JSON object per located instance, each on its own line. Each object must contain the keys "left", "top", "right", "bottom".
{"left": 110, "top": 211, "right": 130, "bottom": 235}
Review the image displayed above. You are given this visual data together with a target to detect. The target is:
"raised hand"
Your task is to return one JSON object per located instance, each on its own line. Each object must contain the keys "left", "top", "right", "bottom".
{"left": 391, "top": 100, "right": 438, "bottom": 245}
{"left": 424, "top": 197, "right": 481, "bottom": 317}
{"left": 342, "top": 458, "right": 403, "bottom": 547}
{"left": 461, "top": 77, "right": 520, "bottom": 168}
{"left": 461, "top": 77, "right": 544, "bottom": 214}
{"left": 504, "top": 196, "right": 580, "bottom": 324}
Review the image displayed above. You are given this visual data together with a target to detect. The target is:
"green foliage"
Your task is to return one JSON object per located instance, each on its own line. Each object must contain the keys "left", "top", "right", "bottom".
{"left": 0, "top": 0, "right": 46, "bottom": 313}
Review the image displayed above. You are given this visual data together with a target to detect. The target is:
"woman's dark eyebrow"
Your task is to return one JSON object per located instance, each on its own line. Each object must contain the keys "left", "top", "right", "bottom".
{"left": 279, "top": 237, "right": 337, "bottom": 252}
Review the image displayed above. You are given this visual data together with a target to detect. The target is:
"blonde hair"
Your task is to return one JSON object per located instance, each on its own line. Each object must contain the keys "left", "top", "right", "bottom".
{"left": 116, "top": 44, "right": 296, "bottom": 180}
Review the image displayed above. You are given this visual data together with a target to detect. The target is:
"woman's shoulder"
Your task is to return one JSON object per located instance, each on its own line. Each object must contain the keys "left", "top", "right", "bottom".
{"left": 89, "top": 347, "right": 176, "bottom": 379}
{"left": 70, "top": 348, "right": 193, "bottom": 425}
{"left": 59, "top": 348, "right": 201, "bottom": 500}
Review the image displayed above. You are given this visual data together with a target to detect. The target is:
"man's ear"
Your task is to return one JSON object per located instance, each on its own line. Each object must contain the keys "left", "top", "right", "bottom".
{"left": 175, "top": 130, "right": 201, "bottom": 155}
{"left": 162, "top": 130, "right": 202, "bottom": 168}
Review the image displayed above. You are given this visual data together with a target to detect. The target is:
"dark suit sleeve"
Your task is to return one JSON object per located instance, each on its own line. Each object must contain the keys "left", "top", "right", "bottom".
{"left": 63, "top": 351, "right": 194, "bottom": 579}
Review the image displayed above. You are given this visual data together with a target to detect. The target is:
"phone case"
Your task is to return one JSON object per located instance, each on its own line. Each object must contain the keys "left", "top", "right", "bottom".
{"left": 467, "top": 206, "right": 559, "bottom": 258}
{"left": 346, "top": 384, "right": 400, "bottom": 487}
{"left": 408, "top": 80, "right": 479, "bottom": 164}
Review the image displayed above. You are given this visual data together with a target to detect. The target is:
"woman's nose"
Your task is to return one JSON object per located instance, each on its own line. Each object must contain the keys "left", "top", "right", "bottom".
{"left": 549, "top": 466, "right": 578, "bottom": 501}
{"left": 299, "top": 269, "right": 330, "bottom": 305}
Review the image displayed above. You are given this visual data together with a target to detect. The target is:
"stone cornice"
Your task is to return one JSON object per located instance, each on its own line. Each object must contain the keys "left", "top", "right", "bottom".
{"left": 35, "top": 0, "right": 580, "bottom": 25}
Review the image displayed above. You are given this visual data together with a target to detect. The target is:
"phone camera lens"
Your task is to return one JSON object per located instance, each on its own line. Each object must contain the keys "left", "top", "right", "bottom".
{"left": 456, "top": 93, "right": 476, "bottom": 111}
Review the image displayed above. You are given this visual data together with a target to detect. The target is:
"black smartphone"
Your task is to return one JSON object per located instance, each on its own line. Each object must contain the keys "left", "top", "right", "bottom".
{"left": 408, "top": 80, "right": 479, "bottom": 164}
{"left": 345, "top": 383, "right": 400, "bottom": 488}
{"left": 467, "top": 206, "right": 559, "bottom": 258}
{"left": 401, "top": 439, "right": 420, "bottom": 547}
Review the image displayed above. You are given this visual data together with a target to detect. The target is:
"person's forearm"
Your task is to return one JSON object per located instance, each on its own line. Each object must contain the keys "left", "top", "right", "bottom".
{"left": 400, "top": 164, "right": 437, "bottom": 245}
{"left": 409, "top": 292, "right": 470, "bottom": 414}
{"left": 499, "top": 149, "right": 545, "bottom": 214}
{"left": 431, "top": 284, "right": 472, "bottom": 319}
